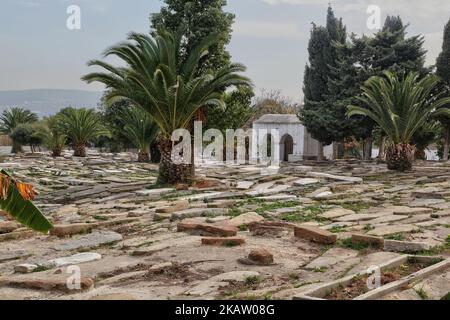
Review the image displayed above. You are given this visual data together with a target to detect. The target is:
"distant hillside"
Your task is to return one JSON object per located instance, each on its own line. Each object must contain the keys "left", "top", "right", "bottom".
{"left": 0, "top": 89, "right": 103, "bottom": 117}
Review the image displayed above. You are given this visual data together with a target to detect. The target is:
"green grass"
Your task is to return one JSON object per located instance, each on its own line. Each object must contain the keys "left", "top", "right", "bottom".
{"left": 329, "top": 226, "right": 347, "bottom": 233}
{"left": 340, "top": 202, "right": 373, "bottom": 212}
{"left": 339, "top": 238, "right": 370, "bottom": 251}
{"left": 385, "top": 233, "right": 405, "bottom": 241}
{"left": 415, "top": 287, "right": 429, "bottom": 300}
{"left": 245, "top": 275, "right": 263, "bottom": 286}
{"left": 313, "top": 267, "right": 328, "bottom": 273}
{"left": 93, "top": 215, "right": 110, "bottom": 221}
{"left": 363, "top": 224, "right": 375, "bottom": 232}
{"left": 280, "top": 205, "right": 328, "bottom": 223}
{"left": 255, "top": 200, "right": 301, "bottom": 215}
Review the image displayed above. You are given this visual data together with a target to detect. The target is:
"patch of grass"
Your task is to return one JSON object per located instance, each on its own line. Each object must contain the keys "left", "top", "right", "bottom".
{"left": 340, "top": 202, "right": 373, "bottom": 213}
{"left": 33, "top": 265, "right": 50, "bottom": 273}
{"left": 93, "top": 215, "right": 109, "bottom": 221}
{"left": 238, "top": 225, "right": 249, "bottom": 231}
{"left": 385, "top": 233, "right": 405, "bottom": 241}
{"left": 280, "top": 205, "right": 327, "bottom": 223}
{"left": 363, "top": 224, "right": 375, "bottom": 232}
{"left": 339, "top": 238, "right": 369, "bottom": 251}
{"left": 415, "top": 287, "right": 429, "bottom": 300}
{"left": 255, "top": 200, "right": 301, "bottom": 215}
{"left": 245, "top": 275, "right": 263, "bottom": 286}
{"left": 329, "top": 226, "right": 347, "bottom": 233}
{"left": 228, "top": 207, "right": 242, "bottom": 218}
{"left": 313, "top": 267, "right": 328, "bottom": 273}
{"left": 288, "top": 273, "right": 299, "bottom": 281}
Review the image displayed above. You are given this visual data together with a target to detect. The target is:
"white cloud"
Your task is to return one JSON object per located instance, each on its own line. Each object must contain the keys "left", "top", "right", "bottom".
{"left": 423, "top": 32, "right": 444, "bottom": 66}
{"left": 233, "top": 20, "right": 305, "bottom": 38}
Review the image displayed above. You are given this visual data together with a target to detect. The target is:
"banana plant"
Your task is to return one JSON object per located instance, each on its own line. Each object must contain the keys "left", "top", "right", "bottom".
{"left": 0, "top": 169, "right": 53, "bottom": 234}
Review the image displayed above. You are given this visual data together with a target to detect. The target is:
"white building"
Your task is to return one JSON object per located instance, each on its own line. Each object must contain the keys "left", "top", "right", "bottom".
{"left": 252, "top": 114, "right": 333, "bottom": 162}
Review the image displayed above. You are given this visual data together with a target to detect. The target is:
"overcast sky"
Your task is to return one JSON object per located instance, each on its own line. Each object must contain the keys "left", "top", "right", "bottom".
{"left": 1, "top": 0, "right": 449, "bottom": 103}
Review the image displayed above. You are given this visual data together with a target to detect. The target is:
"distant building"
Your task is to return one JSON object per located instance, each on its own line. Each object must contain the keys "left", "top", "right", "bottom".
{"left": 252, "top": 114, "right": 333, "bottom": 162}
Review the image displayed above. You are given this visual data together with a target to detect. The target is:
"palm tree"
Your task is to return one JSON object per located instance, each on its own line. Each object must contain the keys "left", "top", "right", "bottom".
{"left": 35, "top": 116, "right": 67, "bottom": 157}
{"left": 0, "top": 107, "right": 38, "bottom": 153}
{"left": 82, "top": 29, "right": 251, "bottom": 184}
{"left": 58, "top": 108, "right": 109, "bottom": 157}
{"left": 348, "top": 71, "right": 450, "bottom": 171}
{"left": 120, "top": 106, "right": 159, "bottom": 162}
{"left": 0, "top": 169, "right": 53, "bottom": 234}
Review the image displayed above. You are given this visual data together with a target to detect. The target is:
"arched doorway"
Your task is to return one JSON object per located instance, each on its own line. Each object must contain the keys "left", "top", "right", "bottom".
{"left": 280, "top": 134, "right": 294, "bottom": 162}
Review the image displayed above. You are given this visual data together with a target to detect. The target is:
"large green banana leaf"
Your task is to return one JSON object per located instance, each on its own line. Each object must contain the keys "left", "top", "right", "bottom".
{"left": 0, "top": 169, "right": 53, "bottom": 234}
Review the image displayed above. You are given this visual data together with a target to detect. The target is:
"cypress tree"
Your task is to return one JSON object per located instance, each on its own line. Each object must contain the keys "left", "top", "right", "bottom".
{"left": 436, "top": 19, "right": 450, "bottom": 160}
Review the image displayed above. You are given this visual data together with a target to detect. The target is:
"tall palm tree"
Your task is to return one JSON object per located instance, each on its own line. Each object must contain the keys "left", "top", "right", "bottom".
{"left": 58, "top": 108, "right": 109, "bottom": 157}
{"left": 34, "top": 116, "right": 67, "bottom": 157}
{"left": 0, "top": 107, "right": 38, "bottom": 153}
{"left": 348, "top": 71, "right": 450, "bottom": 171}
{"left": 0, "top": 169, "right": 53, "bottom": 234}
{"left": 82, "top": 29, "right": 251, "bottom": 184}
{"left": 120, "top": 106, "right": 159, "bottom": 163}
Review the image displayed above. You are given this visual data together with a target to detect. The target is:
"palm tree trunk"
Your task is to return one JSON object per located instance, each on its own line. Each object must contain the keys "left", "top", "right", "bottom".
{"left": 363, "top": 137, "right": 373, "bottom": 160}
{"left": 11, "top": 140, "right": 22, "bottom": 154}
{"left": 73, "top": 143, "right": 86, "bottom": 157}
{"left": 443, "top": 124, "right": 450, "bottom": 161}
{"left": 386, "top": 143, "right": 414, "bottom": 171}
{"left": 52, "top": 148, "right": 62, "bottom": 157}
{"left": 158, "top": 138, "right": 191, "bottom": 184}
{"left": 137, "top": 150, "right": 150, "bottom": 163}
{"left": 378, "top": 136, "right": 386, "bottom": 162}
{"left": 150, "top": 141, "right": 161, "bottom": 163}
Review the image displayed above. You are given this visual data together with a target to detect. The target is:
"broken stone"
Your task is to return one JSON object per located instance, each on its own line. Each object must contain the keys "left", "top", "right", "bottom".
{"left": 307, "top": 172, "right": 363, "bottom": 183}
{"left": 171, "top": 208, "right": 227, "bottom": 220}
{"left": 321, "top": 208, "right": 355, "bottom": 219}
{"left": 392, "top": 207, "right": 433, "bottom": 215}
{"left": 0, "top": 250, "right": 31, "bottom": 263}
{"left": 0, "top": 221, "right": 21, "bottom": 234}
{"left": 14, "top": 264, "right": 38, "bottom": 274}
{"left": 305, "top": 248, "right": 358, "bottom": 270}
{"left": 90, "top": 293, "right": 137, "bottom": 300}
{"left": 0, "top": 273, "right": 94, "bottom": 292}
{"left": 294, "top": 225, "right": 337, "bottom": 244}
{"left": 50, "top": 223, "right": 95, "bottom": 237}
{"left": 351, "top": 234, "right": 384, "bottom": 247}
{"left": 227, "top": 212, "right": 265, "bottom": 228}
{"left": 248, "top": 248, "right": 274, "bottom": 265}
{"left": 177, "top": 222, "right": 238, "bottom": 237}
{"left": 155, "top": 200, "right": 189, "bottom": 214}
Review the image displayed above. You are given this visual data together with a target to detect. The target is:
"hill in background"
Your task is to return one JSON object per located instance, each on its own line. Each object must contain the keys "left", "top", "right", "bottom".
{"left": 0, "top": 89, "right": 103, "bottom": 117}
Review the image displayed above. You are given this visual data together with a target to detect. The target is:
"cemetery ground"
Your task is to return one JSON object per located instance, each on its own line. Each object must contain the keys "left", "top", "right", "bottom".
{"left": 0, "top": 150, "right": 449, "bottom": 300}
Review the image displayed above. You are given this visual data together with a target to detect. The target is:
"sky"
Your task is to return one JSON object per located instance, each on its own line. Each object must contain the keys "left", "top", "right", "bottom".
{"left": 1, "top": 0, "right": 449, "bottom": 103}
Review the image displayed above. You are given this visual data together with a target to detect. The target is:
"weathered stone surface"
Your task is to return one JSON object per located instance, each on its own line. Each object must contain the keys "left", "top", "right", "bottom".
{"left": 346, "top": 252, "right": 402, "bottom": 275}
{"left": 90, "top": 293, "right": 137, "bottom": 300}
{"left": 384, "top": 240, "right": 431, "bottom": 253}
{"left": 0, "top": 230, "right": 35, "bottom": 242}
{"left": 321, "top": 208, "right": 355, "bottom": 219}
{"left": 305, "top": 248, "right": 358, "bottom": 270}
{"left": 0, "top": 221, "right": 21, "bottom": 234}
{"left": 135, "top": 188, "right": 174, "bottom": 197}
{"left": 201, "top": 237, "right": 245, "bottom": 246}
{"left": 294, "top": 225, "right": 337, "bottom": 244}
{"left": 0, "top": 274, "right": 94, "bottom": 292}
{"left": 227, "top": 212, "right": 264, "bottom": 227}
{"left": 351, "top": 234, "right": 384, "bottom": 247}
{"left": 0, "top": 250, "right": 31, "bottom": 263}
{"left": 392, "top": 207, "right": 433, "bottom": 215}
{"left": 294, "top": 178, "right": 320, "bottom": 186}
{"left": 171, "top": 208, "right": 227, "bottom": 220}
{"left": 307, "top": 172, "right": 363, "bottom": 183}
{"left": 186, "top": 271, "right": 260, "bottom": 296}
{"left": 41, "top": 253, "right": 102, "bottom": 268}
{"left": 54, "top": 231, "right": 123, "bottom": 251}
{"left": 236, "top": 181, "right": 254, "bottom": 190}
{"left": 177, "top": 222, "right": 238, "bottom": 237}
{"left": 50, "top": 223, "right": 94, "bottom": 237}
{"left": 14, "top": 264, "right": 38, "bottom": 274}
{"left": 367, "top": 224, "right": 419, "bottom": 237}
{"left": 431, "top": 210, "right": 450, "bottom": 218}
{"left": 155, "top": 200, "right": 189, "bottom": 214}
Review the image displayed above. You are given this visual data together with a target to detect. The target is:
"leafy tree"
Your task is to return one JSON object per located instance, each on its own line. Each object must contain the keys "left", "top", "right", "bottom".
{"left": 58, "top": 108, "right": 110, "bottom": 157}
{"left": 205, "top": 86, "right": 254, "bottom": 133}
{"left": 34, "top": 116, "right": 67, "bottom": 157}
{"left": 249, "top": 90, "right": 299, "bottom": 127}
{"left": 436, "top": 19, "right": 450, "bottom": 160}
{"left": 300, "top": 6, "right": 346, "bottom": 160}
{"left": 83, "top": 29, "right": 250, "bottom": 184}
{"left": 150, "top": 0, "right": 234, "bottom": 74}
{"left": 120, "top": 106, "right": 159, "bottom": 163}
{"left": 10, "top": 123, "right": 42, "bottom": 153}
{"left": 0, "top": 107, "right": 38, "bottom": 153}
{"left": 347, "top": 72, "right": 450, "bottom": 171}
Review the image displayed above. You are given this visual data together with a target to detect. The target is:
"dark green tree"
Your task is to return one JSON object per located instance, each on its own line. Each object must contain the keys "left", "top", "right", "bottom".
{"left": 150, "top": 0, "right": 234, "bottom": 74}
{"left": 299, "top": 6, "right": 347, "bottom": 160}
{"left": 436, "top": 19, "right": 450, "bottom": 160}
